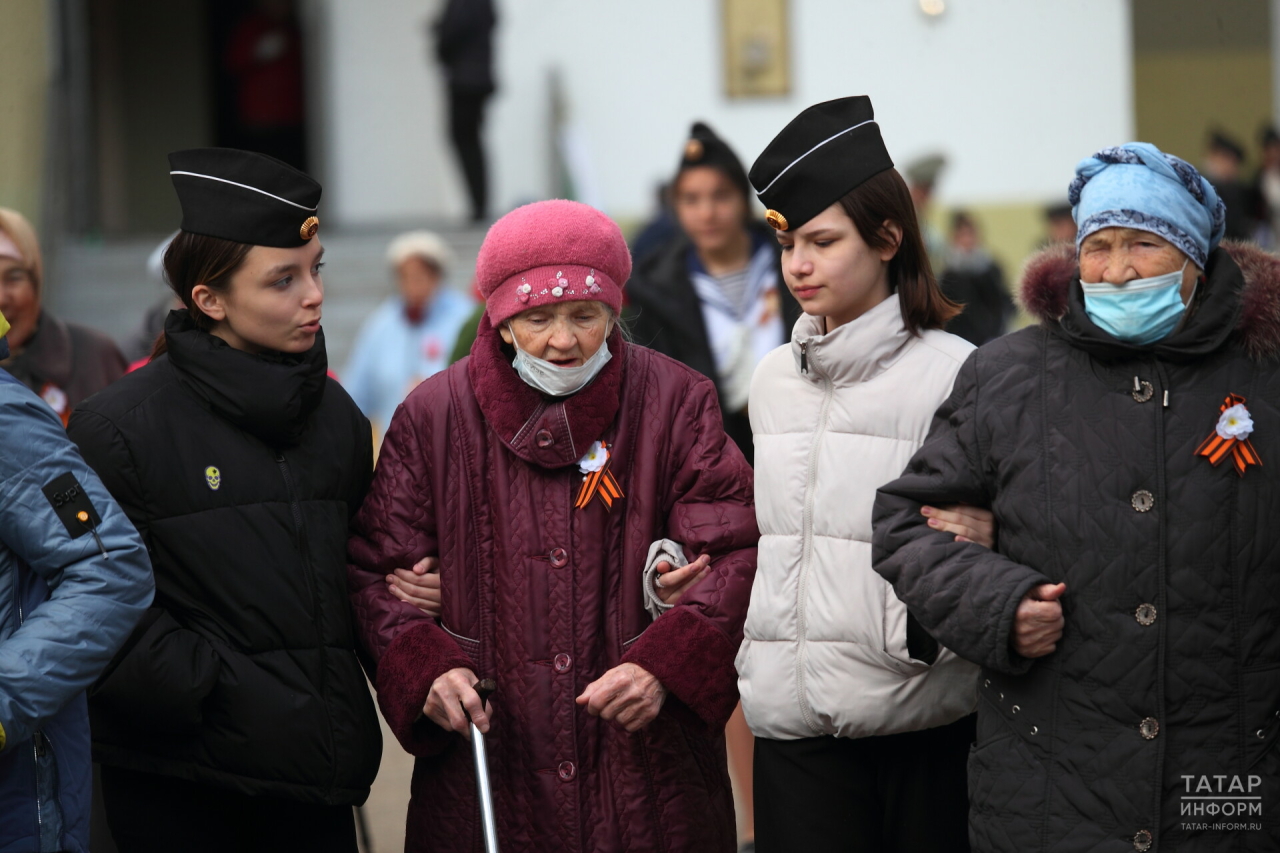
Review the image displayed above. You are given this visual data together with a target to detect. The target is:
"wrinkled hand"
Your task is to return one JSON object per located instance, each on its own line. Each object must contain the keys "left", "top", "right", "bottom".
{"left": 653, "top": 554, "right": 712, "bottom": 605}
{"left": 576, "top": 663, "right": 667, "bottom": 732}
{"left": 922, "top": 504, "right": 997, "bottom": 547}
{"left": 388, "top": 556, "right": 441, "bottom": 617}
{"left": 424, "top": 667, "right": 490, "bottom": 738}
{"left": 1012, "top": 583, "right": 1066, "bottom": 658}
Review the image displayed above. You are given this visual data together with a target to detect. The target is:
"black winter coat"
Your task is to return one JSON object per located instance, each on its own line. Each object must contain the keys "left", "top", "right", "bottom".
{"left": 67, "top": 311, "right": 381, "bottom": 806}
{"left": 624, "top": 224, "right": 801, "bottom": 465}
{"left": 873, "top": 242, "right": 1280, "bottom": 852}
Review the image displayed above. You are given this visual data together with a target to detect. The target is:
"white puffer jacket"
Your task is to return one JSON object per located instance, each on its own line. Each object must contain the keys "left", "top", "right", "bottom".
{"left": 738, "top": 294, "right": 979, "bottom": 740}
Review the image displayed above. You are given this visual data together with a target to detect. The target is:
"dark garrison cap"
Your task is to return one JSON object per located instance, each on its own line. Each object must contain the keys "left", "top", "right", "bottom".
{"left": 678, "top": 121, "right": 751, "bottom": 200}
{"left": 168, "top": 148, "right": 322, "bottom": 248}
{"left": 749, "top": 96, "right": 894, "bottom": 232}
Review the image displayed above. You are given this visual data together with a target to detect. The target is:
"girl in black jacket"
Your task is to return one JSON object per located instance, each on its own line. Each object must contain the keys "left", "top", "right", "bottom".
{"left": 68, "top": 149, "right": 381, "bottom": 853}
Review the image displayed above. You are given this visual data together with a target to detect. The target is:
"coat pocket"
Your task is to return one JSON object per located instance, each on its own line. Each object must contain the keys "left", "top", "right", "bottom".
{"left": 1242, "top": 662, "right": 1280, "bottom": 770}
{"left": 440, "top": 622, "right": 482, "bottom": 669}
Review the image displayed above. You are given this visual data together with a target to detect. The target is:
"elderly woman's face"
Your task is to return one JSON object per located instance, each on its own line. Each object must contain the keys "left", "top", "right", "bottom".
{"left": 1079, "top": 227, "right": 1201, "bottom": 304}
{"left": 499, "top": 300, "right": 611, "bottom": 367}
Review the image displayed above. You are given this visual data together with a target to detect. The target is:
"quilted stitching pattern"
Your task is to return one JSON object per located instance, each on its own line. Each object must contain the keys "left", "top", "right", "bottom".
{"left": 348, "top": 342, "right": 752, "bottom": 852}
{"left": 874, "top": 248, "right": 1280, "bottom": 851}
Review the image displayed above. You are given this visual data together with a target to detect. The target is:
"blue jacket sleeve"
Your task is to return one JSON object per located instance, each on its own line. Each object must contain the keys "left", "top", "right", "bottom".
{"left": 0, "top": 375, "right": 154, "bottom": 751}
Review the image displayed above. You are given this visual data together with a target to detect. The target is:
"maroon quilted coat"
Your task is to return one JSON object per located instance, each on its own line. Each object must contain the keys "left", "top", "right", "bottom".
{"left": 348, "top": 317, "right": 758, "bottom": 853}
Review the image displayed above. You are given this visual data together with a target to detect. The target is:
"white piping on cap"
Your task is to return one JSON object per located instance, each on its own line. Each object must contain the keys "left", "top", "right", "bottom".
{"left": 169, "top": 171, "right": 318, "bottom": 212}
{"left": 757, "top": 119, "right": 878, "bottom": 196}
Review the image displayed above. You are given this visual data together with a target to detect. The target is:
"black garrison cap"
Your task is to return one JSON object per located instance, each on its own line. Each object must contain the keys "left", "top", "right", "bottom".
{"left": 749, "top": 96, "right": 894, "bottom": 232}
{"left": 168, "top": 148, "right": 322, "bottom": 248}
{"left": 678, "top": 121, "right": 751, "bottom": 200}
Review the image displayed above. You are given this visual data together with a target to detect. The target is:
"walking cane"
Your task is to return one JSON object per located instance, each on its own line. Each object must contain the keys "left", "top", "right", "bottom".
{"left": 469, "top": 678, "right": 500, "bottom": 853}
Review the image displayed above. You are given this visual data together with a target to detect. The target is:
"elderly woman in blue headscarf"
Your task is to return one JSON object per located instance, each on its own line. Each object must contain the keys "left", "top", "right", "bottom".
{"left": 872, "top": 141, "right": 1280, "bottom": 852}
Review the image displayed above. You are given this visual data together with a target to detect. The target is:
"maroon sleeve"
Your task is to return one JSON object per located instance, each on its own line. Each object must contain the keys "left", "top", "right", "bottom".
{"left": 347, "top": 393, "right": 472, "bottom": 755}
{"left": 622, "top": 378, "right": 758, "bottom": 729}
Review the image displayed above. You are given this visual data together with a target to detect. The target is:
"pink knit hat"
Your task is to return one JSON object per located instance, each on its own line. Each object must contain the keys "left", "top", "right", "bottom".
{"left": 475, "top": 199, "right": 631, "bottom": 326}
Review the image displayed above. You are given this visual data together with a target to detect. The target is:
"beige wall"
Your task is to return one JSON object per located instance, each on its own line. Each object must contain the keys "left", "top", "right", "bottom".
{"left": 1134, "top": 49, "right": 1273, "bottom": 165}
{"left": 0, "top": 1, "right": 48, "bottom": 223}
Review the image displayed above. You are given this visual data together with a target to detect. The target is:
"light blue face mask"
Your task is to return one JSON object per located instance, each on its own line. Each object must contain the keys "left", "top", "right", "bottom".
{"left": 1080, "top": 261, "right": 1190, "bottom": 345}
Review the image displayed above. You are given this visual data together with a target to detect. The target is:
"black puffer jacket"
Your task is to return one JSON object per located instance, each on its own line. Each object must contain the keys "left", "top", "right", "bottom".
{"left": 67, "top": 311, "right": 380, "bottom": 805}
{"left": 873, "top": 242, "right": 1280, "bottom": 852}
{"left": 625, "top": 223, "right": 801, "bottom": 464}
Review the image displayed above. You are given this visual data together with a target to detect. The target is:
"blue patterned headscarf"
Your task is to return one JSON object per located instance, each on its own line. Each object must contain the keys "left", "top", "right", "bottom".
{"left": 1069, "top": 142, "right": 1226, "bottom": 268}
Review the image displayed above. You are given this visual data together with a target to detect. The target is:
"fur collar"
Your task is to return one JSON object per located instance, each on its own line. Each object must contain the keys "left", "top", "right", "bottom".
{"left": 1019, "top": 240, "right": 1280, "bottom": 361}
{"left": 466, "top": 313, "right": 625, "bottom": 469}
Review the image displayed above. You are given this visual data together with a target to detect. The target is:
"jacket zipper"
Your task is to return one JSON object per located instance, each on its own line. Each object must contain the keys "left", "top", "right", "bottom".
{"left": 800, "top": 341, "right": 809, "bottom": 374}
{"left": 274, "top": 450, "right": 338, "bottom": 793}
{"left": 795, "top": 370, "right": 834, "bottom": 734}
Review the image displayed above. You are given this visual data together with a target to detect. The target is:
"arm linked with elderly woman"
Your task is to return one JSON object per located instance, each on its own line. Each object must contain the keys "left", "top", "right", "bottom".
{"left": 346, "top": 199, "right": 758, "bottom": 852}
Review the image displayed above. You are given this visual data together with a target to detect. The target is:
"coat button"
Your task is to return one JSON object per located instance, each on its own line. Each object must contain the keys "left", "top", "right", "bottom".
{"left": 536, "top": 429, "right": 554, "bottom": 447}
{"left": 1139, "top": 717, "right": 1159, "bottom": 740}
{"left": 558, "top": 761, "right": 576, "bottom": 781}
{"left": 1135, "top": 603, "right": 1157, "bottom": 626}
{"left": 1133, "top": 829, "right": 1153, "bottom": 851}
{"left": 1131, "top": 490, "right": 1155, "bottom": 512}
{"left": 554, "top": 653, "right": 572, "bottom": 673}
{"left": 549, "top": 548, "right": 568, "bottom": 568}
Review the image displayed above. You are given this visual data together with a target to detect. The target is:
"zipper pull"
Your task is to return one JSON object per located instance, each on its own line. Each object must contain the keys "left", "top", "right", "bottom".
{"left": 1163, "top": 389, "right": 1169, "bottom": 408}
{"left": 800, "top": 341, "right": 808, "bottom": 374}
{"left": 34, "top": 730, "right": 46, "bottom": 758}
{"left": 76, "top": 511, "right": 110, "bottom": 560}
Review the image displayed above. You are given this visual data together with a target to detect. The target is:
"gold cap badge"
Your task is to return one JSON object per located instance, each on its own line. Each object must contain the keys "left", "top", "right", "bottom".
{"left": 684, "top": 138, "right": 704, "bottom": 161}
{"left": 300, "top": 216, "right": 319, "bottom": 241}
{"left": 765, "top": 209, "right": 789, "bottom": 231}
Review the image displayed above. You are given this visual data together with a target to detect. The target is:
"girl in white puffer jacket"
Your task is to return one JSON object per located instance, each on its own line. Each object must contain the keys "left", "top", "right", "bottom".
{"left": 738, "top": 96, "right": 995, "bottom": 852}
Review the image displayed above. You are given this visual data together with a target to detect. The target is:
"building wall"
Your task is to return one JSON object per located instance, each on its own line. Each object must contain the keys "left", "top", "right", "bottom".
{"left": 1132, "top": 0, "right": 1273, "bottom": 166}
{"left": 318, "top": 0, "right": 1135, "bottom": 226}
{"left": 0, "top": 0, "right": 49, "bottom": 223}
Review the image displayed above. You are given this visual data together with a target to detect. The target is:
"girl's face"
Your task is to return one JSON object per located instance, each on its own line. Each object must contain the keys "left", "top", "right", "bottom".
{"left": 775, "top": 202, "right": 898, "bottom": 331}
{"left": 194, "top": 241, "right": 325, "bottom": 354}
{"left": 673, "top": 167, "right": 749, "bottom": 256}
{"left": 499, "top": 300, "right": 611, "bottom": 367}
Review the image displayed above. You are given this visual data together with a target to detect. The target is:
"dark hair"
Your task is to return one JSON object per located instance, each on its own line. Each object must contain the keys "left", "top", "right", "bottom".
{"left": 149, "top": 230, "right": 253, "bottom": 358}
{"left": 837, "top": 168, "right": 960, "bottom": 335}
{"left": 950, "top": 209, "right": 976, "bottom": 234}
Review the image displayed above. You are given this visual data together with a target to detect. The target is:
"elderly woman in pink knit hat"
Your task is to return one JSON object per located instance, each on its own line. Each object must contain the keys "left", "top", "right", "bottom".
{"left": 348, "top": 200, "right": 758, "bottom": 852}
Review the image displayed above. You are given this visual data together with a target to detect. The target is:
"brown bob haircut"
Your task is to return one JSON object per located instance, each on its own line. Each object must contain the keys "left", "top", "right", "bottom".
{"left": 837, "top": 168, "right": 960, "bottom": 335}
{"left": 148, "top": 230, "right": 253, "bottom": 358}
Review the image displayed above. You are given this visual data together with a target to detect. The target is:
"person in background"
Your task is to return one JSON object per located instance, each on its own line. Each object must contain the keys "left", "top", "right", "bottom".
{"left": 348, "top": 199, "right": 758, "bottom": 852}
{"left": 223, "top": 0, "right": 308, "bottom": 169}
{"left": 0, "top": 306, "right": 153, "bottom": 853}
{"left": 0, "top": 208, "right": 127, "bottom": 425}
{"left": 874, "top": 141, "right": 1280, "bottom": 851}
{"left": 629, "top": 181, "right": 680, "bottom": 265}
{"left": 433, "top": 0, "right": 497, "bottom": 223}
{"left": 70, "top": 148, "right": 381, "bottom": 852}
{"left": 1203, "top": 130, "right": 1256, "bottom": 242}
{"left": 1253, "top": 126, "right": 1280, "bottom": 247}
{"left": 343, "top": 231, "right": 476, "bottom": 437}
{"left": 904, "top": 152, "right": 948, "bottom": 270}
{"left": 938, "top": 210, "right": 1014, "bottom": 345}
{"left": 626, "top": 121, "right": 801, "bottom": 466}
{"left": 740, "top": 96, "right": 990, "bottom": 853}
{"left": 1042, "top": 201, "right": 1078, "bottom": 246}
{"left": 124, "top": 233, "right": 183, "bottom": 367}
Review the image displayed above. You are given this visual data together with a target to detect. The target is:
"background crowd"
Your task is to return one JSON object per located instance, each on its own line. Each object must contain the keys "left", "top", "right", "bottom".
{"left": 3, "top": 1, "right": 1280, "bottom": 852}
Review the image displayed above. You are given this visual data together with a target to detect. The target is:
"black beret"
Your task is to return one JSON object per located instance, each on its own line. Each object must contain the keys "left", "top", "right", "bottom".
{"left": 168, "top": 148, "right": 322, "bottom": 248}
{"left": 677, "top": 121, "right": 751, "bottom": 199}
{"left": 749, "top": 96, "right": 893, "bottom": 231}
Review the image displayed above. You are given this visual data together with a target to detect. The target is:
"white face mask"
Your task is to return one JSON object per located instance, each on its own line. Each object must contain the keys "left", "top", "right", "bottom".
{"left": 509, "top": 324, "right": 613, "bottom": 397}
